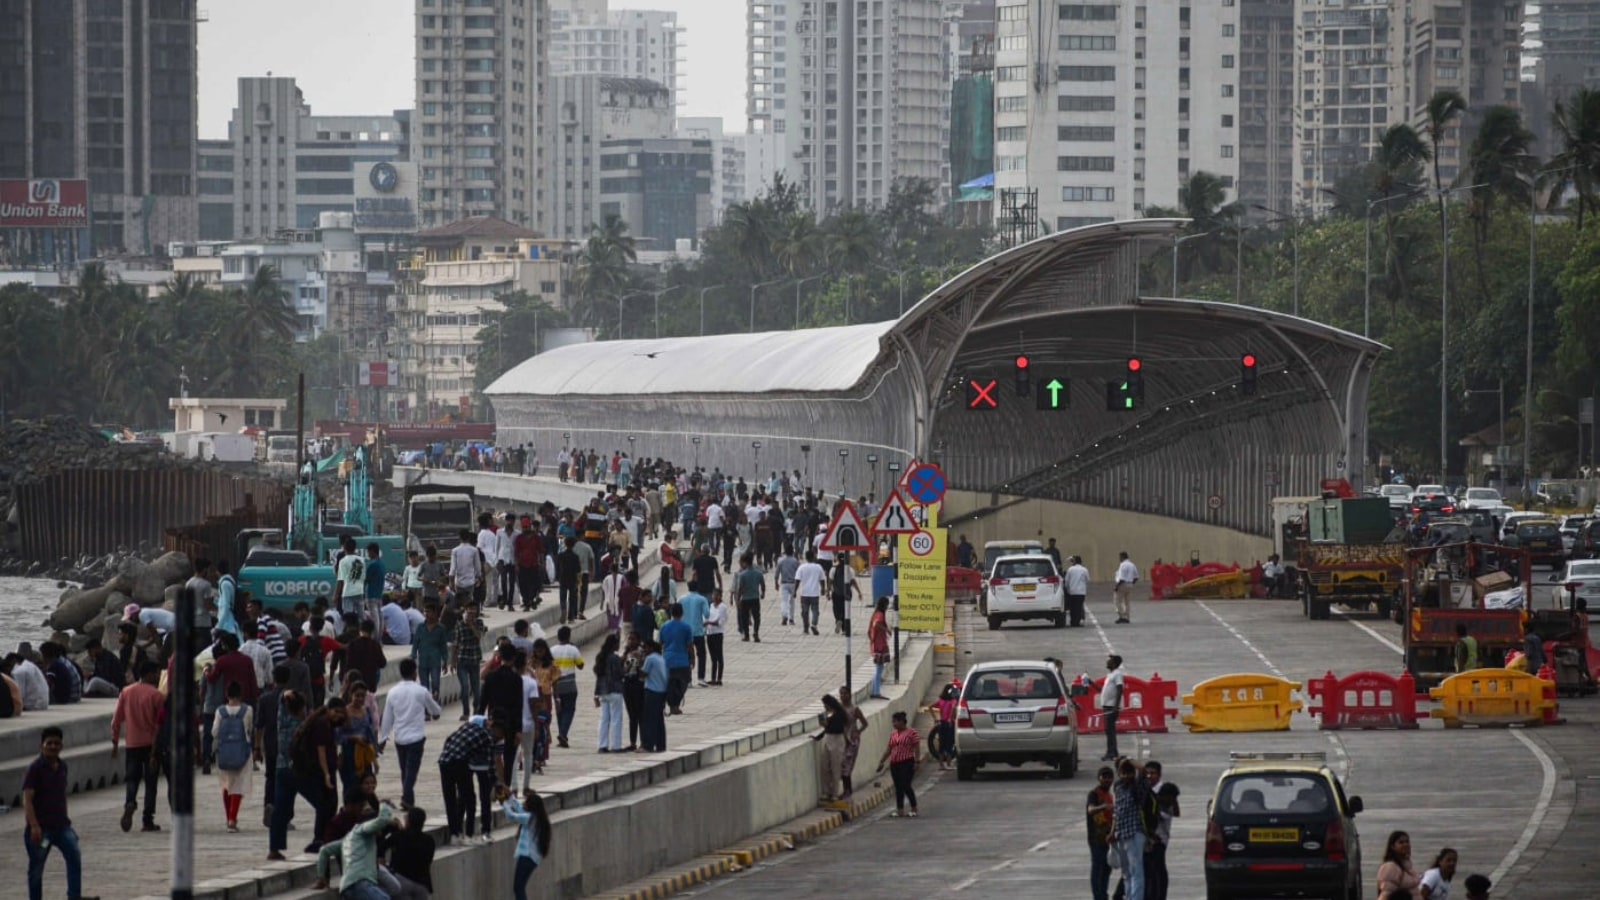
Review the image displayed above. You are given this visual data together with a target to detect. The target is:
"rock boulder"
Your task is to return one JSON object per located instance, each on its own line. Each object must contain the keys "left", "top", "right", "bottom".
{"left": 50, "top": 582, "right": 124, "bottom": 632}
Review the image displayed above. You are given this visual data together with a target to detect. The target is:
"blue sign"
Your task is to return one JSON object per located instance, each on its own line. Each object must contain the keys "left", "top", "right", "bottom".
{"left": 905, "top": 463, "right": 947, "bottom": 504}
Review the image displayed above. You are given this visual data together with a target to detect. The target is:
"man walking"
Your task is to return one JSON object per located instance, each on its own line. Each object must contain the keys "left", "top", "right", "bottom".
{"left": 557, "top": 537, "right": 584, "bottom": 624}
{"left": 550, "top": 627, "right": 585, "bottom": 749}
{"left": 1110, "top": 758, "right": 1148, "bottom": 900}
{"left": 513, "top": 515, "right": 545, "bottom": 611}
{"left": 1085, "top": 766, "right": 1116, "bottom": 900}
{"left": 110, "top": 662, "right": 165, "bottom": 833}
{"left": 379, "top": 659, "right": 441, "bottom": 809}
{"left": 775, "top": 544, "right": 800, "bottom": 626}
{"left": 678, "top": 583, "right": 711, "bottom": 687}
{"left": 1066, "top": 556, "right": 1091, "bottom": 627}
{"left": 1100, "top": 655, "right": 1126, "bottom": 761}
{"left": 411, "top": 604, "right": 450, "bottom": 706}
{"left": 659, "top": 603, "right": 693, "bottom": 715}
{"left": 1113, "top": 551, "right": 1139, "bottom": 624}
{"left": 735, "top": 553, "right": 766, "bottom": 642}
{"left": 796, "top": 551, "right": 826, "bottom": 636}
{"left": 449, "top": 604, "right": 486, "bottom": 721}
{"left": 23, "top": 726, "right": 95, "bottom": 900}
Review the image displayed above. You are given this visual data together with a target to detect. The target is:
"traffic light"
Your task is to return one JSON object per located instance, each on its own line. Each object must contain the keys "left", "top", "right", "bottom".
{"left": 968, "top": 378, "right": 999, "bottom": 410}
{"left": 1106, "top": 358, "right": 1144, "bottom": 411}
{"left": 1036, "top": 374, "right": 1069, "bottom": 410}
{"left": 1014, "top": 354, "right": 1032, "bottom": 397}
{"left": 1240, "top": 353, "right": 1258, "bottom": 395}
{"left": 1126, "top": 357, "right": 1145, "bottom": 401}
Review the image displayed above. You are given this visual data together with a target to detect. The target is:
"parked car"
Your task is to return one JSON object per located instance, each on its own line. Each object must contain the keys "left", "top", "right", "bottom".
{"left": 1204, "top": 752, "right": 1364, "bottom": 900}
{"left": 981, "top": 554, "right": 1067, "bottom": 629}
{"left": 1548, "top": 559, "right": 1600, "bottom": 612}
{"left": 954, "top": 660, "right": 1079, "bottom": 781}
{"left": 1576, "top": 519, "right": 1600, "bottom": 559}
{"left": 1514, "top": 519, "right": 1566, "bottom": 565}
{"left": 1459, "top": 487, "right": 1503, "bottom": 511}
{"left": 1501, "top": 510, "right": 1550, "bottom": 543}
{"left": 1378, "top": 484, "right": 1414, "bottom": 511}
{"left": 1560, "top": 515, "right": 1591, "bottom": 554}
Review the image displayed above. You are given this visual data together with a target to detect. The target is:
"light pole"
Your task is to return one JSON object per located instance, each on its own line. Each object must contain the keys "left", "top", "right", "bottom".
{"left": 793, "top": 274, "right": 827, "bottom": 328}
{"left": 749, "top": 277, "right": 785, "bottom": 332}
{"left": 1524, "top": 165, "right": 1579, "bottom": 501}
{"left": 838, "top": 447, "right": 850, "bottom": 499}
{"left": 751, "top": 440, "right": 762, "bottom": 478}
{"left": 691, "top": 435, "right": 701, "bottom": 472}
{"left": 1437, "top": 182, "right": 1490, "bottom": 482}
{"left": 649, "top": 285, "right": 682, "bottom": 339}
{"left": 627, "top": 433, "right": 636, "bottom": 462}
{"left": 1251, "top": 204, "right": 1301, "bottom": 316}
{"left": 1170, "top": 231, "right": 1215, "bottom": 297}
{"left": 1363, "top": 188, "right": 1427, "bottom": 338}
{"left": 698, "top": 284, "right": 724, "bottom": 336}
{"left": 800, "top": 443, "right": 812, "bottom": 485}
{"left": 866, "top": 453, "right": 880, "bottom": 499}
{"left": 870, "top": 263, "right": 912, "bottom": 317}
{"left": 615, "top": 290, "right": 647, "bottom": 340}
{"left": 1464, "top": 381, "right": 1505, "bottom": 486}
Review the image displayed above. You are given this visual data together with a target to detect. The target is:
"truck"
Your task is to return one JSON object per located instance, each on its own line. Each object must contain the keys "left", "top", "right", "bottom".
{"left": 196, "top": 432, "right": 258, "bottom": 463}
{"left": 404, "top": 483, "right": 477, "bottom": 554}
{"left": 265, "top": 433, "right": 300, "bottom": 464}
{"left": 1274, "top": 494, "right": 1405, "bottom": 620}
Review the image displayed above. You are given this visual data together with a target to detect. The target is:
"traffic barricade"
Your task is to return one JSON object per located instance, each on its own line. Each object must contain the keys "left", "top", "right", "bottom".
{"left": 1427, "top": 667, "right": 1559, "bottom": 728}
{"left": 1149, "top": 563, "right": 1183, "bottom": 600}
{"left": 1305, "top": 670, "right": 1422, "bottom": 730}
{"left": 1070, "top": 673, "right": 1181, "bottom": 734}
{"left": 1181, "top": 673, "right": 1303, "bottom": 732}
{"left": 946, "top": 566, "right": 981, "bottom": 604}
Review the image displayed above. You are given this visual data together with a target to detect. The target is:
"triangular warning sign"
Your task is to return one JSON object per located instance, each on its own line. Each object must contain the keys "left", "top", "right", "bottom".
{"left": 871, "top": 490, "right": 920, "bottom": 535}
{"left": 818, "top": 500, "right": 873, "bottom": 552}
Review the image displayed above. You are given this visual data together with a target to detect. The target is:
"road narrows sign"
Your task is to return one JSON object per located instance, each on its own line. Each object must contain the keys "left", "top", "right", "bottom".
{"left": 871, "top": 490, "right": 920, "bottom": 535}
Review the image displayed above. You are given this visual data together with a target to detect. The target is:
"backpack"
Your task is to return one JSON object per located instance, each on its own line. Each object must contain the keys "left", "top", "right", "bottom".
{"left": 299, "top": 636, "right": 326, "bottom": 682}
{"left": 215, "top": 705, "right": 252, "bottom": 771}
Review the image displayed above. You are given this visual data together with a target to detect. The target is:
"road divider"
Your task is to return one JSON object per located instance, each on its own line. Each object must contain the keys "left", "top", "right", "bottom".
{"left": 1429, "top": 666, "right": 1562, "bottom": 728}
{"left": 1306, "top": 670, "right": 1422, "bottom": 730}
{"left": 1068, "top": 672, "right": 1179, "bottom": 734}
{"left": 1181, "top": 673, "right": 1303, "bottom": 732}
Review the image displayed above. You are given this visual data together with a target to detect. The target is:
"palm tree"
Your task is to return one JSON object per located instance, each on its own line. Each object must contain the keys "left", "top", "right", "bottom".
{"left": 238, "top": 264, "right": 298, "bottom": 343}
{"left": 1425, "top": 90, "right": 1467, "bottom": 203}
{"left": 1177, "top": 171, "right": 1231, "bottom": 281}
{"left": 773, "top": 212, "right": 821, "bottom": 278}
{"left": 571, "top": 215, "right": 638, "bottom": 330}
{"left": 824, "top": 209, "right": 879, "bottom": 273}
{"left": 1371, "top": 124, "right": 1431, "bottom": 304}
{"left": 1547, "top": 87, "right": 1600, "bottom": 228}
{"left": 1462, "top": 105, "right": 1536, "bottom": 245}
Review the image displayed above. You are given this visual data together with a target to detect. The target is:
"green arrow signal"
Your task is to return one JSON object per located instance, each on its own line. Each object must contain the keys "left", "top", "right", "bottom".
{"left": 1046, "top": 378, "right": 1065, "bottom": 408}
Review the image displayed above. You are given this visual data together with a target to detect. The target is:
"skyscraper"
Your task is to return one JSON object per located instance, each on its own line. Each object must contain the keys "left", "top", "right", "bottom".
{"left": 0, "top": 0, "right": 199, "bottom": 253}
{"left": 549, "top": 1, "right": 684, "bottom": 108}
{"left": 413, "top": 0, "right": 549, "bottom": 231}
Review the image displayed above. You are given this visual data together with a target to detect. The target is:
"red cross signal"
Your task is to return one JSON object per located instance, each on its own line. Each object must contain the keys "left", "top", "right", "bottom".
{"left": 969, "top": 378, "right": 998, "bottom": 409}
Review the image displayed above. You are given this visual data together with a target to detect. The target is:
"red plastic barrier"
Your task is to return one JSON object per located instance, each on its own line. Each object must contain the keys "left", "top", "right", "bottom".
{"left": 946, "top": 566, "right": 981, "bottom": 602}
{"left": 1149, "top": 564, "right": 1182, "bottom": 600}
{"left": 1069, "top": 673, "right": 1180, "bottom": 734}
{"left": 1305, "top": 670, "right": 1421, "bottom": 730}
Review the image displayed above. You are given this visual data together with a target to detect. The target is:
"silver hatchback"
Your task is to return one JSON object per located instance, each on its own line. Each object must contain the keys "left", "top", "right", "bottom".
{"left": 955, "top": 660, "right": 1079, "bottom": 781}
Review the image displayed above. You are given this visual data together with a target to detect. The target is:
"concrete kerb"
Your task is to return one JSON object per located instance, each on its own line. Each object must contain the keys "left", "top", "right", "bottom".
{"left": 237, "top": 633, "right": 935, "bottom": 900}
{"left": 0, "top": 547, "right": 659, "bottom": 809}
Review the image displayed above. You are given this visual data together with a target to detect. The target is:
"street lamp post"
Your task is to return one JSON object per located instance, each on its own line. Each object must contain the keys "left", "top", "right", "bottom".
{"left": 698, "top": 284, "right": 725, "bottom": 336}
{"left": 649, "top": 285, "right": 682, "bottom": 339}
{"left": 870, "top": 263, "right": 911, "bottom": 317}
{"left": 1251, "top": 204, "right": 1301, "bottom": 316}
{"left": 752, "top": 440, "right": 762, "bottom": 478}
{"left": 1524, "top": 165, "right": 1580, "bottom": 501}
{"left": 1464, "top": 381, "right": 1505, "bottom": 485}
{"left": 750, "top": 278, "right": 786, "bottom": 332}
{"left": 793, "top": 274, "right": 826, "bottom": 328}
{"left": 800, "top": 443, "right": 812, "bottom": 485}
{"left": 1364, "top": 188, "right": 1427, "bottom": 338}
{"left": 615, "top": 290, "right": 647, "bottom": 340}
{"left": 838, "top": 448, "right": 850, "bottom": 502}
{"left": 1171, "top": 232, "right": 1215, "bottom": 297}
{"left": 866, "top": 453, "right": 880, "bottom": 499}
{"left": 691, "top": 435, "right": 701, "bottom": 472}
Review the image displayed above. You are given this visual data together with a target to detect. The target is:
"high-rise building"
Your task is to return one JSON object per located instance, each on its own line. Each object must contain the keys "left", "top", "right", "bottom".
{"left": 748, "top": 0, "right": 951, "bottom": 212}
{"left": 677, "top": 117, "right": 748, "bottom": 224}
{"left": 0, "top": 0, "right": 199, "bottom": 253}
{"left": 1237, "top": 0, "right": 1296, "bottom": 216}
{"left": 1522, "top": 1, "right": 1600, "bottom": 149}
{"left": 413, "top": 0, "right": 549, "bottom": 231}
{"left": 548, "top": 75, "right": 674, "bottom": 241}
{"left": 196, "top": 77, "right": 411, "bottom": 242}
{"left": 1292, "top": 0, "right": 1523, "bottom": 210}
{"left": 549, "top": 2, "right": 685, "bottom": 107}
{"left": 598, "top": 138, "right": 714, "bottom": 249}
{"left": 991, "top": 1, "right": 1241, "bottom": 232}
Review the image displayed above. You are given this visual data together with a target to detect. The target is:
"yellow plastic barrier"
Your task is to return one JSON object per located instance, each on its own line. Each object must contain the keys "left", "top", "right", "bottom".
{"left": 1181, "top": 673, "right": 1304, "bottom": 732}
{"left": 1427, "top": 667, "right": 1556, "bottom": 728}
{"left": 1168, "top": 571, "right": 1250, "bottom": 599}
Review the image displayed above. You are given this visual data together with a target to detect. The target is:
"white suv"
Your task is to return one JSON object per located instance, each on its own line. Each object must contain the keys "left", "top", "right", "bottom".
{"left": 955, "top": 660, "right": 1079, "bottom": 780}
{"left": 982, "top": 554, "right": 1067, "bottom": 629}
{"left": 1460, "top": 487, "right": 1503, "bottom": 511}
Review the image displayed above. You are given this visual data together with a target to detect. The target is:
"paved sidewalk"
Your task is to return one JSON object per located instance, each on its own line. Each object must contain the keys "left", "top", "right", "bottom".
{"left": 4, "top": 573, "right": 891, "bottom": 900}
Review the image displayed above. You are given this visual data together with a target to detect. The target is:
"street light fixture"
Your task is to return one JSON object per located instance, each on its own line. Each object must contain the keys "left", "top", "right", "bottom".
{"left": 1251, "top": 204, "right": 1302, "bottom": 317}
{"left": 649, "top": 285, "right": 682, "bottom": 339}
{"left": 615, "top": 290, "right": 647, "bottom": 340}
{"left": 866, "top": 453, "right": 880, "bottom": 498}
{"left": 1363, "top": 188, "right": 1428, "bottom": 338}
{"left": 691, "top": 435, "right": 701, "bottom": 472}
{"left": 800, "top": 443, "right": 812, "bottom": 483}
{"left": 838, "top": 447, "right": 850, "bottom": 498}
{"left": 1437, "top": 181, "right": 1491, "bottom": 482}
{"left": 1171, "top": 231, "right": 1217, "bottom": 298}
{"left": 793, "top": 274, "right": 827, "bottom": 328}
{"left": 752, "top": 440, "right": 762, "bottom": 477}
{"left": 749, "top": 278, "right": 786, "bottom": 332}
{"left": 1524, "top": 164, "right": 1582, "bottom": 503}
{"left": 562, "top": 431, "right": 571, "bottom": 448}
{"left": 870, "top": 263, "right": 912, "bottom": 318}
{"left": 698, "top": 284, "right": 725, "bottom": 336}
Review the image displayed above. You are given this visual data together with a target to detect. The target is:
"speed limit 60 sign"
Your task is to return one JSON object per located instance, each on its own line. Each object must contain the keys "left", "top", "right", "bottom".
{"left": 907, "top": 530, "right": 936, "bottom": 556}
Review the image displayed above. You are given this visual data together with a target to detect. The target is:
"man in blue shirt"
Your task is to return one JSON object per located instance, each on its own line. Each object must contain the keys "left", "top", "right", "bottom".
{"left": 678, "top": 587, "right": 710, "bottom": 687}
{"left": 640, "top": 640, "right": 669, "bottom": 752}
{"left": 362, "top": 543, "right": 387, "bottom": 630}
{"left": 214, "top": 560, "right": 241, "bottom": 640}
{"left": 657, "top": 603, "right": 693, "bottom": 715}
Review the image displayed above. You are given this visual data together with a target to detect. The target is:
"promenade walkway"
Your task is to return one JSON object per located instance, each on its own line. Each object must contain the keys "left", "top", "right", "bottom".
{"left": 2, "top": 566, "right": 903, "bottom": 900}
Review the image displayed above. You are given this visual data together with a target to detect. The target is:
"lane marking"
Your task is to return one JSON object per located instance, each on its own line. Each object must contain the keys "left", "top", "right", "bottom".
{"left": 1086, "top": 607, "right": 1117, "bottom": 656}
{"left": 953, "top": 856, "right": 1021, "bottom": 891}
{"left": 1027, "top": 840, "right": 1054, "bottom": 853}
{"left": 1328, "top": 601, "right": 1558, "bottom": 888}
{"left": 1194, "top": 601, "right": 1287, "bottom": 679}
{"left": 1493, "top": 729, "right": 1557, "bottom": 886}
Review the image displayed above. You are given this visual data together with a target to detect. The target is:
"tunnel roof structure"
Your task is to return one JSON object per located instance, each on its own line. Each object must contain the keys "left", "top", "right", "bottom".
{"left": 486, "top": 219, "right": 1385, "bottom": 536}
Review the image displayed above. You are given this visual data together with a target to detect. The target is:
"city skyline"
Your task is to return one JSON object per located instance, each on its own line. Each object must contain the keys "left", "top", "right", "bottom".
{"left": 197, "top": 0, "right": 747, "bottom": 139}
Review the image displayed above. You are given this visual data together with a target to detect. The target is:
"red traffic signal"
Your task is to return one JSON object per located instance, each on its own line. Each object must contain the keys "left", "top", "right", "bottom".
{"left": 1242, "top": 354, "right": 1257, "bottom": 369}
{"left": 1240, "top": 353, "right": 1259, "bottom": 395}
{"left": 1127, "top": 357, "right": 1142, "bottom": 373}
{"left": 1016, "top": 355, "right": 1030, "bottom": 370}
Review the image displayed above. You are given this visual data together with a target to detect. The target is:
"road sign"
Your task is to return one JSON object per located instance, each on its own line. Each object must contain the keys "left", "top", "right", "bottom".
{"left": 897, "top": 526, "right": 947, "bottom": 631}
{"left": 968, "top": 379, "right": 998, "bottom": 409}
{"left": 905, "top": 463, "right": 947, "bottom": 504}
{"left": 871, "top": 490, "right": 920, "bottom": 535}
{"left": 1206, "top": 494, "right": 1224, "bottom": 511}
{"left": 907, "top": 530, "right": 936, "bottom": 556}
{"left": 818, "top": 500, "right": 873, "bottom": 552}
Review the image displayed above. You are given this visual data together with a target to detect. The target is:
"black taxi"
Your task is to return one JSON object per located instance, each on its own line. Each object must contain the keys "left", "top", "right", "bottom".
{"left": 1204, "top": 752, "right": 1363, "bottom": 900}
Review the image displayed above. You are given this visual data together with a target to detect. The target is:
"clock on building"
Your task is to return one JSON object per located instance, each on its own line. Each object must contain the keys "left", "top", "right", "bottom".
{"left": 369, "top": 162, "right": 399, "bottom": 193}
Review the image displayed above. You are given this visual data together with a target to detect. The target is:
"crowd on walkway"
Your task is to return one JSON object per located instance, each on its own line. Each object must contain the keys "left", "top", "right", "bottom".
{"left": 12, "top": 454, "right": 891, "bottom": 900}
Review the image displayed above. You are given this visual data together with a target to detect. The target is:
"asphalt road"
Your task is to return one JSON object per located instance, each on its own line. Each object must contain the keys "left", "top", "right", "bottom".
{"left": 686, "top": 587, "right": 1579, "bottom": 899}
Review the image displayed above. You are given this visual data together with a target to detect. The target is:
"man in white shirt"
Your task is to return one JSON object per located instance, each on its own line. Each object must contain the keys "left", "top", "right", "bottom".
{"left": 333, "top": 537, "right": 366, "bottom": 621}
{"left": 1065, "top": 555, "right": 1091, "bottom": 627}
{"left": 1261, "top": 554, "right": 1286, "bottom": 599}
{"left": 239, "top": 631, "right": 274, "bottom": 690}
{"left": 795, "top": 551, "right": 826, "bottom": 636}
{"left": 495, "top": 513, "right": 517, "bottom": 610}
{"left": 380, "top": 597, "right": 413, "bottom": 646}
{"left": 774, "top": 546, "right": 801, "bottom": 626}
{"left": 377, "top": 658, "right": 441, "bottom": 808}
{"left": 450, "top": 531, "right": 483, "bottom": 606}
{"left": 704, "top": 502, "right": 726, "bottom": 554}
{"left": 11, "top": 655, "right": 50, "bottom": 710}
{"left": 477, "top": 513, "right": 502, "bottom": 609}
{"left": 1113, "top": 551, "right": 1140, "bottom": 624}
{"left": 1099, "top": 654, "right": 1126, "bottom": 760}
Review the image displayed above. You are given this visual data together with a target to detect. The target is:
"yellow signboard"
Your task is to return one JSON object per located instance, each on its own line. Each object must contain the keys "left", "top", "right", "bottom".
{"left": 897, "top": 525, "right": 947, "bottom": 632}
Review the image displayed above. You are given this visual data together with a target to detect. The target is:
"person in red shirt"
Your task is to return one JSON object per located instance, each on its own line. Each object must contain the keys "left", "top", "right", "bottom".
{"left": 111, "top": 663, "right": 166, "bottom": 832}
{"left": 876, "top": 710, "right": 922, "bottom": 818}
{"left": 513, "top": 516, "right": 545, "bottom": 612}
{"left": 204, "top": 632, "right": 260, "bottom": 706}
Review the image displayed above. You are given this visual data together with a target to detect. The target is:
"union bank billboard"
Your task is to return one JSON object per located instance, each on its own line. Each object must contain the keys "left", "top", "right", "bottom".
{"left": 0, "top": 179, "right": 91, "bottom": 228}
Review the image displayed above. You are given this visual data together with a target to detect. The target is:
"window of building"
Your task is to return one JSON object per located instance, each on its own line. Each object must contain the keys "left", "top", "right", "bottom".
{"left": 1222, "top": 24, "right": 1235, "bottom": 36}
{"left": 1057, "top": 216, "right": 1115, "bottom": 229}
{"left": 1221, "top": 115, "right": 1233, "bottom": 127}
{"left": 998, "top": 4, "right": 1027, "bottom": 20}
{"left": 1222, "top": 54, "right": 1235, "bottom": 68}
{"left": 998, "top": 95, "right": 1028, "bottom": 112}
{"left": 1060, "top": 35, "right": 1116, "bottom": 51}
{"left": 1059, "top": 95, "right": 1115, "bottom": 112}
{"left": 1058, "top": 125, "right": 1115, "bottom": 141}
{"left": 1059, "top": 4, "right": 1117, "bottom": 20}
{"left": 997, "top": 66, "right": 1027, "bottom": 81}
{"left": 1221, "top": 145, "right": 1234, "bottom": 158}
{"left": 1057, "top": 156, "right": 1115, "bottom": 171}
{"left": 1058, "top": 66, "right": 1117, "bottom": 81}
{"left": 999, "top": 35, "right": 1028, "bottom": 51}
{"left": 996, "top": 155, "right": 1027, "bottom": 171}
{"left": 1062, "top": 186, "right": 1114, "bottom": 201}
{"left": 1221, "top": 84, "right": 1234, "bottom": 97}
{"left": 997, "top": 126, "right": 1027, "bottom": 142}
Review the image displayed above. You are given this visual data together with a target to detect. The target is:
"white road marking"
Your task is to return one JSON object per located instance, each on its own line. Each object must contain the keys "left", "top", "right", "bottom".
{"left": 1328, "top": 600, "right": 1559, "bottom": 888}
{"left": 1086, "top": 607, "right": 1117, "bottom": 655}
{"left": 1027, "top": 840, "right": 1054, "bottom": 853}
{"left": 953, "top": 856, "right": 1021, "bottom": 890}
{"left": 1194, "top": 601, "right": 1288, "bottom": 679}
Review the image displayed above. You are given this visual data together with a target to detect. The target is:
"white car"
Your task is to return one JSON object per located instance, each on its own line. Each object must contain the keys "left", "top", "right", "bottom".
{"left": 1550, "top": 559, "right": 1600, "bottom": 612}
{"left": 1459, "top": 487, "right": 1503, "bottom": 511}
{"left": 1412, "top": 484, "right": 1447, "bottom": 503}
{"left": 982, "top": 554, "right": 1067, "bottom": 629}
{"left": 1378, "top": 484, "right": 1414, "bottom": 510}
{"left": 1560, "top": 516, "right": 1590, "bottom": 554}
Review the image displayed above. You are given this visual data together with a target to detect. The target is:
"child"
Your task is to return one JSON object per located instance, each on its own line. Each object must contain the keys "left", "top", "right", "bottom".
{"left": 402, "top": 551, "right": 424, "bottom": 606}
{"left": 654, "top": 565, "right": 677, "bottom": 605}
{"left": 876, "top": 710, "right": 921, "bottom": 818}
{"left": 927, "top": 683, "right": 959, "bottom": 770}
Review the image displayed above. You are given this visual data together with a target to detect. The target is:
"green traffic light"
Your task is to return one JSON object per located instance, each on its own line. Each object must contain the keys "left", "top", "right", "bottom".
{"left": 1046, "top": 378, "right": 1064, "bottom": 408}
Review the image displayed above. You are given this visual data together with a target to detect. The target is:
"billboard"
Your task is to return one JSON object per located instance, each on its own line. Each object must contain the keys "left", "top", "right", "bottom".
{"left": 0, "top": 179, "right": 91, "bottom": 228}
{"left": 352, "top": 161, "right": 418, "bottom": 234}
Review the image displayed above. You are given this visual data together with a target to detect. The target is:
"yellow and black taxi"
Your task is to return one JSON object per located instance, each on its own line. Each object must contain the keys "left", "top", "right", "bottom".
{"left": 1512, "top": 518, "right": 1566, "bottom": 566}
{"left": 1204, "top": 752, "right": 1363, "bottom": 900}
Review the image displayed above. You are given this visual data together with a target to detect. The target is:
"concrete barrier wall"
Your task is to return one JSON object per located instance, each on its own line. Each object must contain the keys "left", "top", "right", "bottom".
{"left": 941, "top": 489, "right": 1273, "bottom": 575}
{"left": 391, "top": 466, "right": 621, "bottom": 514}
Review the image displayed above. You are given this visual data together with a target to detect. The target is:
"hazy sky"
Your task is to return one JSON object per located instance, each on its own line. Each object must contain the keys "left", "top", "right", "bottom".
{"left": 198, "top": 0, "right": 745, "bottom": 139}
